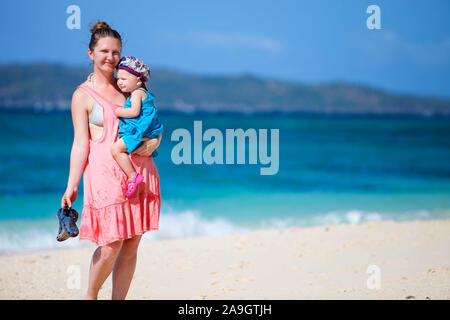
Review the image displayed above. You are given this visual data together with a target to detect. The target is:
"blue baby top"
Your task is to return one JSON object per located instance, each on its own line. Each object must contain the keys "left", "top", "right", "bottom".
{"left": 118, "top": 88, "right": 164, "bottom": 154}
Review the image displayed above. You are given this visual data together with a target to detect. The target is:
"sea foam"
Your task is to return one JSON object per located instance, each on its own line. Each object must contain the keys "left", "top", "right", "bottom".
{"left": 0, "top": 207, "right": 446, "bottom": 254}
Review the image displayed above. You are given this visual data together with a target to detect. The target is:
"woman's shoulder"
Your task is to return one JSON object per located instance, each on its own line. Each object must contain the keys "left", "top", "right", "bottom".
{"left": 73, "top": 81, "right": 91, "bottom": 98}
{"left": 71, "top": 80, "right": 94, "bottom": 109}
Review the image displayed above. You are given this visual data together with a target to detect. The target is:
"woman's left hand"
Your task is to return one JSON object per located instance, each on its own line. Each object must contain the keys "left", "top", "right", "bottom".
{"left": 133, "top": 135, "right": 162, "bottom": 157}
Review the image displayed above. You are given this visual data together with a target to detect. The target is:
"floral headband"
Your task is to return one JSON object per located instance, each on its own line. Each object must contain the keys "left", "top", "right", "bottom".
{"left": 116, "top": 56, "right": 150, "bottom": 82}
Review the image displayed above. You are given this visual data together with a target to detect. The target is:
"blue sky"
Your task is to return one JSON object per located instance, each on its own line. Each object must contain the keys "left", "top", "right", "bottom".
{"left": 1, "top": 0, "right": 449, "bottom": 98}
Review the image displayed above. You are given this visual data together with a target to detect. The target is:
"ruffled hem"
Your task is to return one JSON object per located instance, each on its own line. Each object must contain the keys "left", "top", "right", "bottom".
{"left": 79, "top": 228, "right": 159, "bottom": 247}
{"left": 79, "top": 192, "right": 160, "bottom": 246}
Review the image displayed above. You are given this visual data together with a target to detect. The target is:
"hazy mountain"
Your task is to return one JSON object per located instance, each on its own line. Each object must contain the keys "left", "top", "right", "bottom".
{"left": 1, "top": 63, "right": 449, "bottom": 116}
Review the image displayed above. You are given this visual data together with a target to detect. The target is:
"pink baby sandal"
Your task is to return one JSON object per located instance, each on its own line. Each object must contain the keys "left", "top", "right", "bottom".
{"left": 125, "top": 172, "right": 144, "bottom": 198}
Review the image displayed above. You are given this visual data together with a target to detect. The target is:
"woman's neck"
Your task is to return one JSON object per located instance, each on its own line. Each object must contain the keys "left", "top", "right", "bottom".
{"left": 93, "top": 68, "right": 115, "bottom": 87}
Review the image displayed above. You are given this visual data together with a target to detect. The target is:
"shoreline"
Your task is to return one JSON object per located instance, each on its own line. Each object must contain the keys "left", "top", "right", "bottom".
{"left": 0, "top": 219, "right": 449, "bottom": 299}
{"left": 1, "top": 216, "right": 448, "bottom": 257}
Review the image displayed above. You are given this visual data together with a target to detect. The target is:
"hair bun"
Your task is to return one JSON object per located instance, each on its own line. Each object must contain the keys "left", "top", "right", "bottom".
{"left": 90, "top": 21, "right": 111, "bottom": 34}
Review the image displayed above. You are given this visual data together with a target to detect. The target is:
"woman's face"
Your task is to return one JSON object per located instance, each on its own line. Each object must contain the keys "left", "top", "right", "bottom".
{"left": 88, "top": 36, "right": 121, "bottom": 73}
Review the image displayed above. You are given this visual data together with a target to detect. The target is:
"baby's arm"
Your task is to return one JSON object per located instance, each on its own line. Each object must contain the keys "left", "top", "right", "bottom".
{"left": 115, "top": 90, "right": 146, "bottom": 118}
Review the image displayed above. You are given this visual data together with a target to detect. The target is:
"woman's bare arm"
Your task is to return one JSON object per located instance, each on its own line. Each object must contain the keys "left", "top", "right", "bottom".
{"left": 132, "top": 135, "right": 162, "bottom": 157}
{"left": 61, "top": 88, "right": 91, "bottom": 207}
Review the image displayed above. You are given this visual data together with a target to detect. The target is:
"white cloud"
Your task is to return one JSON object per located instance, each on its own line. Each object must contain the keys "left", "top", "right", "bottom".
{"left": 353, "top": 30, "right": 450, "bottom": 67}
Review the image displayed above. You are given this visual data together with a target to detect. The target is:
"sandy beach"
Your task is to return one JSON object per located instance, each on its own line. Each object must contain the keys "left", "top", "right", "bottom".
{"left": 0, "top": 219, "right": 449, "bottom": 300}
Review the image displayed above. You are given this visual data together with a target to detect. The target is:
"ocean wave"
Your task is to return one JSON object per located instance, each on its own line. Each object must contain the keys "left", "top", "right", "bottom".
{"left": 0, "top": 208, "right": 249, "bottom": 255}
{"left": 0, "top": 219, "right": 91, "bottom": 255}
{"left": 255, "top": 208, "right": 447, "bottom": 229}
{"left": 0, "top": 208, "right": 448, "bottom": 254}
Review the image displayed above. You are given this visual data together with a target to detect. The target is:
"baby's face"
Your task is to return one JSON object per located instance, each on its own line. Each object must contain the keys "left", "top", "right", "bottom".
{"left": 116, "top": 69, "right": 141, "bottom": 93}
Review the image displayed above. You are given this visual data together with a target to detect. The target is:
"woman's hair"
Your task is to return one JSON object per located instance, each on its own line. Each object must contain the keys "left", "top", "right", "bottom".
{"left": 89, "top": 21, "right": 122, "bottom": 51}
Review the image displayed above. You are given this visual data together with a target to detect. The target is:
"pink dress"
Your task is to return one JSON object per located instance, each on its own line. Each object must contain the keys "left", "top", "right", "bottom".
{"left": 78, "top": 84, "right": 161, "bottom": 246}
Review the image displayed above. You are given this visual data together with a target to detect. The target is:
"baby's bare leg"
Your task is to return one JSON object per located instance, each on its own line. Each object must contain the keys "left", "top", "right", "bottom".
{"left": 133, "top": 136, "right": 161, "bottom": 156}
{"left": 111, "top": 139, "right": 136, "bottom": 179}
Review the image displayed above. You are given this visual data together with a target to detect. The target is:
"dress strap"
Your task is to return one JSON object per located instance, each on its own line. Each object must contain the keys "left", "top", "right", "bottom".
{"left": 135, "top": 88, "right": 149, "bottom": 95}
{"left": 78, "top": 83, "right": 120, "bottom": 109}
{"left": 87, "top": 73, "right": 95, "bottom": 89}
{"left": 135, "top": 88, "right": 154, "bottom": 100}
{"left": 79, "top": 83, "right": 101, "bottom": 100}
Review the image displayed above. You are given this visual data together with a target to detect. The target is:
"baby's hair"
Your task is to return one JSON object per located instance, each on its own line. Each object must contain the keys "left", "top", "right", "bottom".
{"left": 88, "top": 21, "right": 122, "bottom": 51}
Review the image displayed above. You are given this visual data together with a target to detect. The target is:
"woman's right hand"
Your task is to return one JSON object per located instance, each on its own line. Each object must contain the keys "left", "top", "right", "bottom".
{"left": 61, "top": 186, "right": 78, "bottom": 208}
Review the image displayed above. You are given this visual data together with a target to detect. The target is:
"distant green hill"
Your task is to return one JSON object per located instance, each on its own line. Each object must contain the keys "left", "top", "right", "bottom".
{"left": 1, "top": 63, "right": 449, "bottom": 116}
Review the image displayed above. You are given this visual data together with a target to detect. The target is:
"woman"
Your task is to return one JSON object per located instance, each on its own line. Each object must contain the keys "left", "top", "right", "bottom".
{"left": 61, "top": 21, "right": 162, "bottom": 300}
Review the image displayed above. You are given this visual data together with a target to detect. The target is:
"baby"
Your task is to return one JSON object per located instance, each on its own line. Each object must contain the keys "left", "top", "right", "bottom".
{"left": 111, "top": 56, "right": 163, "bottom": 198}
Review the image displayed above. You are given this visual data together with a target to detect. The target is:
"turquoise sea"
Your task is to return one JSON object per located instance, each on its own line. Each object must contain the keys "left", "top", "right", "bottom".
{"left": 1, "top": 110, "right": 450, "bottom": 253}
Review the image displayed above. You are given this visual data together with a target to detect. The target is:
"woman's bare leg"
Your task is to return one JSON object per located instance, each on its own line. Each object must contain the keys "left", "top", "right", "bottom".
{"left": 111, "top": 138, "right": 136, "bottom": 179}
{"left": 85, "top": 240, "right": 123, "bottom": 300}
{"left": 111, "top": 235, "right": 143, "bottom": 300}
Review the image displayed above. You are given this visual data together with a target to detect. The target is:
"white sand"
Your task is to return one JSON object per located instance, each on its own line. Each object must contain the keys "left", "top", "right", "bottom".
{"left": 0, "top": 219, "right": 449, "bottom": 300}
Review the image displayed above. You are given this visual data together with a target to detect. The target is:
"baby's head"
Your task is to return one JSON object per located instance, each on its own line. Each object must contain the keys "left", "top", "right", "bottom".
{"left": 116, "top": 56, "right": 150, "bottom": 93}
